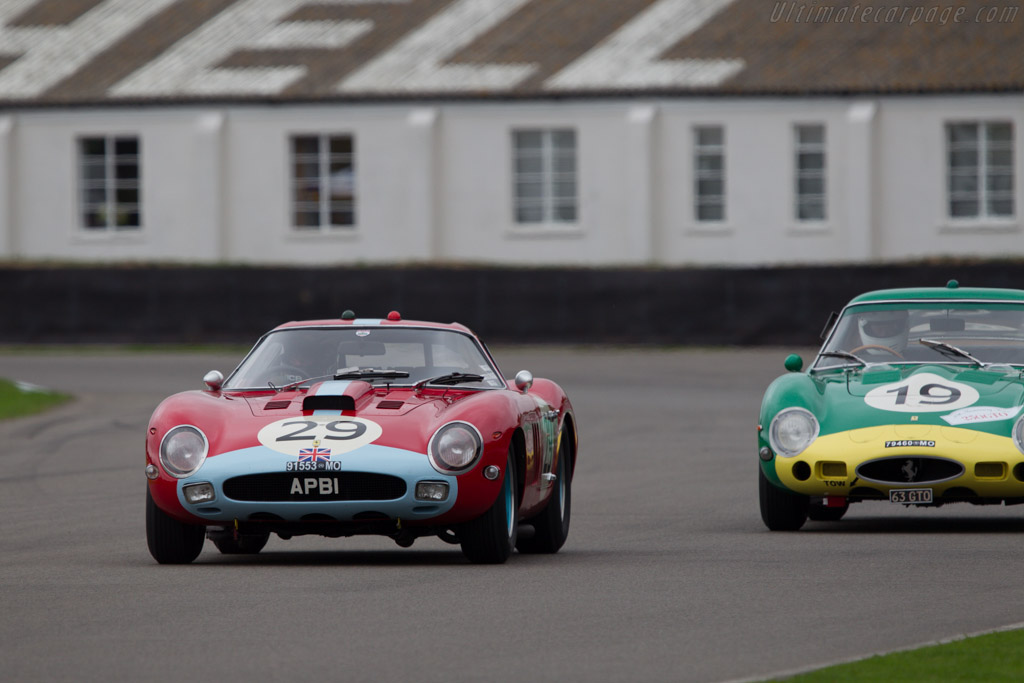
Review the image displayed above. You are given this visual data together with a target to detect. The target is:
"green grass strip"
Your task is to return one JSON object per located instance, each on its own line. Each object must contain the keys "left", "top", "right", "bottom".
{"left": 0, "top": 378, "right": 71, "bottom": 420}
{"left": 777, "top": 628, "right": 1024, "bottom": 682}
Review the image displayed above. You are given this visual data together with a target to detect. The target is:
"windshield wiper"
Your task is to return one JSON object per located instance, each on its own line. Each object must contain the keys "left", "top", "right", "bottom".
{"left": 334, "top": 369, "right": 411, "bottom": 381}
{"left": 918, "top": 338, "right": 985, "bottom": 367}
{"left": 272, "top": 373, "right": 336, "bottom": 392}
{"left": 415, "top": 372, "right": 485, "bottom": 388}
{"left": 272, "top": 369, "right": 410, "bottom": 392}
{"left": 816, "top": 350, "right": 868, "bottom": 368}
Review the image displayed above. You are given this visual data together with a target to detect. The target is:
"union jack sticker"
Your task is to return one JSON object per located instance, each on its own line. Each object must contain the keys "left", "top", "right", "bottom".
{"left": 298, "top": 447, "right": 332, "bottom": 463}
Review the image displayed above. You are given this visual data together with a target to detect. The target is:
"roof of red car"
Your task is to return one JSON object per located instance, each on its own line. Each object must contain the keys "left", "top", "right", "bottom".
{"left": 273, "top": 313, "right": 473, "bottom": 335}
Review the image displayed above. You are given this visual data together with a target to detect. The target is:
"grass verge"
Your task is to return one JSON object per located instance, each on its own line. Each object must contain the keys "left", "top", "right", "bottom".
{"left": 0, "top": 378, "right": 71, "bottom": 419}
{"left": 776, "top": 628, "right": 1024, "bottom": 682}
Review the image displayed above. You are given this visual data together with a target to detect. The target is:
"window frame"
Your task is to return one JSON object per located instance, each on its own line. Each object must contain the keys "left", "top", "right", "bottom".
{"left": 77, "top": 134, "right": 141, "bottom": 232}
{"left": 693, "top": 125, "right": 726, "bottom": 223}
{"left": 511, "top": 128, "right": 578, "bottom": 226}
{"left": 794, "top": 123, "right": 827, "bottom": 223}
{"left": 946, "top": 120, "right": 1015, "bottom": 222}
{"left": 290, "top": 133, "right": 356, "bottom": 231}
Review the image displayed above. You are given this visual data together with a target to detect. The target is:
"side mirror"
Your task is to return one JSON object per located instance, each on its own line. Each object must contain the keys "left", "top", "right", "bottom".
{"left": 203, "top": 370, "right": 224, "bottom": 391}
{"left": 784, "top": 355, "right": 804, "bottom": 372}
{"left": 514, "top": 370, "right": 533, "bottom": 393}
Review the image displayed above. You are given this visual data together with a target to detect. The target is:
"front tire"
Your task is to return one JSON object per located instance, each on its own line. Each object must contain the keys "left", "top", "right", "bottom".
{"left": 146, "top": 488, "right": 205, "bottom": 564}
{"left": 517, "top": 427, "right": 571, "bottom": 554}
{"left": 759, "top": 466, "right": 809, "bottom": 531}
{"left": 460, "top": 448, "right": 519, "bottom": 564}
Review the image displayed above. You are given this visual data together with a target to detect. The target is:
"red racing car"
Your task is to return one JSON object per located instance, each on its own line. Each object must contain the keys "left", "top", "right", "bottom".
{"left": 145, "top": 311, "right": 577, "bottom": 564}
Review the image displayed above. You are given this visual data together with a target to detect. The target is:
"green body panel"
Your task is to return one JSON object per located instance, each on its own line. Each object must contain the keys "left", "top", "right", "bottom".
{"left": 761, "top": 364, "right": 1024, "bottom": 439}
{"left": 759, "top": 372, "right": 824, "bottom": 487}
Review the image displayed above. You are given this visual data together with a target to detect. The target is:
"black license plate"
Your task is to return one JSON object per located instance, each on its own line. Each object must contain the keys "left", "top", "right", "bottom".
{"left": 889, "top": 488, "right": 933, "bottom": 504}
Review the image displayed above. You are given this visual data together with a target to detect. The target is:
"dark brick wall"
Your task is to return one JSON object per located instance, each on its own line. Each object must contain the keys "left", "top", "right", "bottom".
{"left": 1, "top": 263, "right": 1019, "bottom": 345}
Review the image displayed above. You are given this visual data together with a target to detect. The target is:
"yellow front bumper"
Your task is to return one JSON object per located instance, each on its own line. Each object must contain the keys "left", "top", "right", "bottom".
{"left": 773, "top": 424, "right": 1024, "bottom": 499}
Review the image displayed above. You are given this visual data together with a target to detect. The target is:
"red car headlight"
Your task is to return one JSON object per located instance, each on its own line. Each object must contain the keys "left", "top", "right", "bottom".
{"left": 428, "top": 422, "right": 482, "bottom": 473}
{"left": 159, "top": 425, "right": 209, "bottom": 478}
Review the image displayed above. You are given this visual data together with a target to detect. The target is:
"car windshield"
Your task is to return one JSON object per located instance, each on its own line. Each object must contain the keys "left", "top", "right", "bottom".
{"left": 223, "top": 326, "right": 504, "bottom": 390}
{"left": 815, "top": 302, "right": 1024, "bottom": 370}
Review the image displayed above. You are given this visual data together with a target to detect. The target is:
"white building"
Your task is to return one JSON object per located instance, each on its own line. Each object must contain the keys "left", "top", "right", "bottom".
{"left": 0, "top": 0, "right": 1021, "bottom": 266}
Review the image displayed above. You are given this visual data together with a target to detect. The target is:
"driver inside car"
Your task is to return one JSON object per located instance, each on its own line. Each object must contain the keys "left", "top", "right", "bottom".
{"left": 856, "top": 309, "right": 910, "bottom": 356}
{"left": 275, "top": 334, "right": 332, "bottom": 382}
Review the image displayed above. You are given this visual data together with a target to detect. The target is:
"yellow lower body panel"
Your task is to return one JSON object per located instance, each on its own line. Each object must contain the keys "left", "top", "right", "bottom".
{"left": 773, "top": 424, "right": 1024, "bottom": 499}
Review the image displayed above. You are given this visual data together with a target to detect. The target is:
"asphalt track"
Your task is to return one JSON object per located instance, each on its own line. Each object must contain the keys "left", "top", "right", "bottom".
{"left": 3, "top": 347, "right": 1024, "bottom": 683}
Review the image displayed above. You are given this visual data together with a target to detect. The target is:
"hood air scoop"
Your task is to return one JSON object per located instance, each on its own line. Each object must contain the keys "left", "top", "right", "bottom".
{"left": 302, "top": 394, "right": 356, "bottom": 411}
{"left": 302, "top": 380, "right": 375, "bottom": 412}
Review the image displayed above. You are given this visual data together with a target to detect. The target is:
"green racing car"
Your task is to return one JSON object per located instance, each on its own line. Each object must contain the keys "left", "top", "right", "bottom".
{"left": 759, "top": 281, "right": 1024, "bottom": 530}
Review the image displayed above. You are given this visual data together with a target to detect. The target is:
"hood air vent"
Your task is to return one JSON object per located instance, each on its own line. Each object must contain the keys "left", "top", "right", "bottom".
{"left": 377, "top": 400, "right": 404, "bottom": 410}
{"left": 264, "top": 400, "right": 290, "bottom": 410}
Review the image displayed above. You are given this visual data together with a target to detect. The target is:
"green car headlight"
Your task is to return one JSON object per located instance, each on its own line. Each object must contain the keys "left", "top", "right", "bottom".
{"left": 1013, "top": 415, "right": 1024, "bottom": 456}
{"left": 769, "top": 408, "right": 819, "bottom": 457}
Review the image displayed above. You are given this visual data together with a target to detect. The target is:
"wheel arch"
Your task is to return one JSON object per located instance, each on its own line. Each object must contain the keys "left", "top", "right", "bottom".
{"left": 561, "top": 413, "right": 578, "bottom": 481}
{"left": 510, "top": 426, "right": 527, "bottom": 504}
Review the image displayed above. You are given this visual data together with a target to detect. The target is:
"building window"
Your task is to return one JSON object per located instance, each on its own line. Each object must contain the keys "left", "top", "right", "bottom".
{"left": 79, "top": 136, "right": 140, "bottom": 230}
{"left": 947, "top": 121, "right": 1015, "bottom": 219}
{"left": 795, "top": 124, "right": 826, "bottom": 221}
{"left": 694, "top": 126, "right": 725, "bottom": 222}
{"left": 512, "top": 129, "right": 577, "bottom": 224}
{"left": 292, "top": 135, "right": 355, "bottom": 229}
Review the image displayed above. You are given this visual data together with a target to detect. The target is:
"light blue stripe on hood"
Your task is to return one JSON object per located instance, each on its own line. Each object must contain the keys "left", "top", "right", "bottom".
{"left": 313, "top": 380, "right": 353, "bottom": 396}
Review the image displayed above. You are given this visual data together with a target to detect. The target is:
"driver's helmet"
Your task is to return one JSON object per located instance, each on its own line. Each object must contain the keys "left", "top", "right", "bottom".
{"left": 858, "top": 310, "right": 909, "bottom": 351}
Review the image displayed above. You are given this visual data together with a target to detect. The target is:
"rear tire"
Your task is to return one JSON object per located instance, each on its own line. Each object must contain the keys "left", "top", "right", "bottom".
{"left": 517, "top": 427, "right": 571, "bottom": 554}
{"left": 146, "top": 488, "right": 205, "bottom": 564}
{"left": 460, "top": 448, "right": 519, "bottom": 564}
{"left": 759, "top": 466, "right": 808, "bottom": 531}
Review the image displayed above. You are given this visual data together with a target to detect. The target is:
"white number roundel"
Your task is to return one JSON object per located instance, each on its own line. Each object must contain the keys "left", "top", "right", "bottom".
{"left": 864, "top": 372, "right": 979, "bottom": 413}
{"left": 257, "top": 416, "right": 382, "bottom": 456}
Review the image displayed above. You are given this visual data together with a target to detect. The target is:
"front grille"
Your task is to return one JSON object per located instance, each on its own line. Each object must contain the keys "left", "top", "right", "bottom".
{"left": 856, "top": 456, "right": 964, "bottom": 485}
{"left": 223, "top": 472, "right": 406, "bottom": 502}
